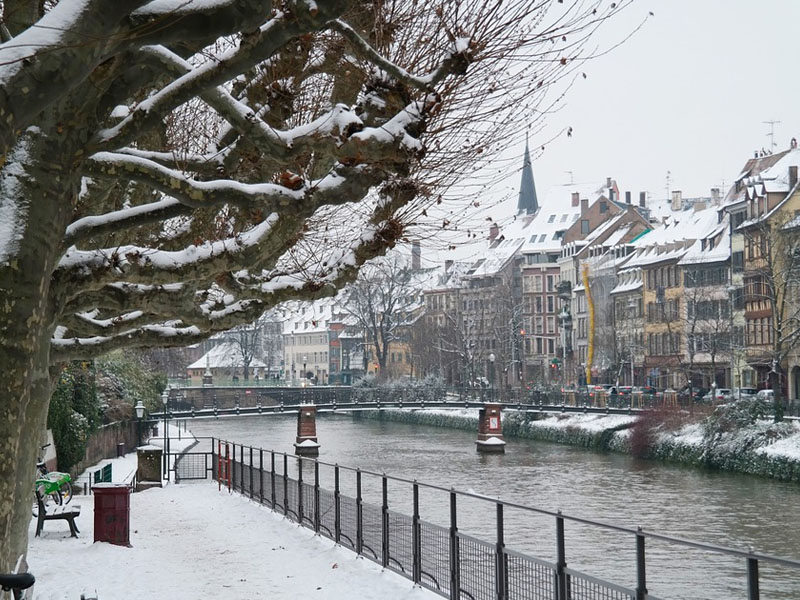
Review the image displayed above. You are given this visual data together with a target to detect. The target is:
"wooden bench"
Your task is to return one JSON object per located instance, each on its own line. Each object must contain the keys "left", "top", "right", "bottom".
{"left": 35, "top": 490, "right": 81, "bottom": 538}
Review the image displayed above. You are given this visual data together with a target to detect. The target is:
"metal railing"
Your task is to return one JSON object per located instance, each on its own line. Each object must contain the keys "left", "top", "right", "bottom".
{"left": 171, "top": 438, "right": 800, "bottom": 600}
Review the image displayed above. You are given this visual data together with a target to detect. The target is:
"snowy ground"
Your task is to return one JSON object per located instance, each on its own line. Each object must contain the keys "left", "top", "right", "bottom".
{"left": 26, "top": 426, "right": 435, "bottom": 600}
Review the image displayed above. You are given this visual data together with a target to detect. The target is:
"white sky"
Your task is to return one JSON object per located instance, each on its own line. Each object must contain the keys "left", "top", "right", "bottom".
{"left": 497, "top": 0, "right": 800, "bottom": 203}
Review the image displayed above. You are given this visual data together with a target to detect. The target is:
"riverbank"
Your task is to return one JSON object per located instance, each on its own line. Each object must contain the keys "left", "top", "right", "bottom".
{"left": 26, "top": 427, "right": 435, "bottom": 600}
{"left": 352, "top": 405, "right": 800, "bottom": 482}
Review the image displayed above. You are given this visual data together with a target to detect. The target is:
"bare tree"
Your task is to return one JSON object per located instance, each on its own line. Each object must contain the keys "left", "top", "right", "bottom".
{"left": 224, "top": 323, "right": 261, "bottom": 381}
{"left": 0, "top": 0, "right": 639, "bottom": 569}
{"left": 344, "top": 255, "right": 416, "bottom": 378}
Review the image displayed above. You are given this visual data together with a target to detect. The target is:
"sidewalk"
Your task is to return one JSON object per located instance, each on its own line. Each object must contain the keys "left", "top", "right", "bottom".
{"left": 27, "top": 428, "right": 436, "bottom": 599}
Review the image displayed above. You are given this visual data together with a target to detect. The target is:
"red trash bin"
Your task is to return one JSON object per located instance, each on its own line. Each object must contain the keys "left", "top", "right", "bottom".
{"left": 93, "top": 483, "right": 131, "bottom": 547}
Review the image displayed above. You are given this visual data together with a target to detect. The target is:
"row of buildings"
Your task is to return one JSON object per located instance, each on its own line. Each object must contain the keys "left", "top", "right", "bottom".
{"left": 180, "top": 141, "right": 800, "bottom": 401}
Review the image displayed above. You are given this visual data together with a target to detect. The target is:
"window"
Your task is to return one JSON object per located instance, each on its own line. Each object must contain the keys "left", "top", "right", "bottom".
{"left": 533, "top": 276, "right": 543, "bottom": 292}
{"left": 547, "top": 316, "right": 555, "bottom": 333}
{"left": 599, "top": 201, "right": 608, "bottom": 213}
{"left": 547, "top": 296, "right": 554, "bottom": 313}
{"left": 548, "top": 338, "right": 555, "bottom": 354}
{"left": 547, "top": 275, "right": 555, "bottom": 292}
{"left": 581, "top": 220, "right": 590, "bottom": 234}
{"left": 548, "top": 214, "right": 556, "bottom": 223}
{"left": 539, "top": 234, "right": 546, "bottom": 242}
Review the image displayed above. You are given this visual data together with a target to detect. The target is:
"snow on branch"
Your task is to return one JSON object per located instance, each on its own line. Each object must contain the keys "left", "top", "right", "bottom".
{"left": 330, "top": 20, "right": 474, "bottom": 90}
{"left": 84, "top": 151, "right": 303, "bottom": 209}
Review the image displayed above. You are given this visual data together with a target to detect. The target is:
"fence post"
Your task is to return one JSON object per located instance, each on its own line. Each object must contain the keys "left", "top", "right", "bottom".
{"left": 314, "top": 461, "right": 321, "bottom": 534}
{"left": 226, "top": 442, "right": 236, "bottom": 492}
{"left": 239, "top": 444, "right": 244, "bottom": 494}
{"left": 334, "top": 465, "right": 341, "bottom": 544}
{"left": 556, "top": 512, "right": 568, "bottom": 600}
{"left": 449, "top": 490, "right": 460, "bottom": 600}
{"left": 747, "top": 555, "right": 760, "bottom": 600}
{"left": 270, "top": 451, "right": 276, "bottom": 509}
{"left": 298, "top": 457, "right": 304, "bottom": 525}
{"left": 412, "top": 482, "right": 421, "bottom": 585}
{"left": 283, "top": 453, "right": 289, "bottom": 516}
{"left": 636, "top": 527, "right": 647, "bottom": 600}
{"left": 382, "top": 475, "right": 389, "bottom": 568}
{"left": 496, "top": 502, "right": 506, "bottom": 600}
{"left": 356, "top": 469, "right": 363, "bottom": 555}
{"left": 259, "top": 449, "right": 264, "bottom": 504}
{"left": 249, "top": 446, "right": 254, "bottom": 499}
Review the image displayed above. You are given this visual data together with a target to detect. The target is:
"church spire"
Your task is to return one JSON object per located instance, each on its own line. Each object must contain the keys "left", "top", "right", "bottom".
{"left": 517, "top": 135, "right": 538, "bottom": 215}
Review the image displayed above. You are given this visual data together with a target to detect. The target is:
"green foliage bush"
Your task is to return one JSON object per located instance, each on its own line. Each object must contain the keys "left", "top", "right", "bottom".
{"left": 96, "top": 350, "right": 167, "bottom": 417}
{"left": 47, "top": 361, "right": 98, "bottom": 472}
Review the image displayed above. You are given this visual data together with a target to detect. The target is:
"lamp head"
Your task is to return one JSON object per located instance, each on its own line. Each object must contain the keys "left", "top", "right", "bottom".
{"left": 134, "top": 400, "right": 145, "bottom": 419}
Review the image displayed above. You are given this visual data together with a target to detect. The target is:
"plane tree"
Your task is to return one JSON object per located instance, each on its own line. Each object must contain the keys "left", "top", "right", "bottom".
{"left": 0, "top": 0, "right": 635, "bottom": 570}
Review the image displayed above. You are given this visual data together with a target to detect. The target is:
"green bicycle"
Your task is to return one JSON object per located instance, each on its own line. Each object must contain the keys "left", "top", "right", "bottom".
{"left": 31, "top": 444, "right": 73, "bottom": 517}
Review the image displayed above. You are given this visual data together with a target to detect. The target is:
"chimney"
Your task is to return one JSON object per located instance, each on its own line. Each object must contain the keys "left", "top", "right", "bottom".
{"left": 444, "top": 259, "right": 453, "bottom": 274}
{"left": 606, "top": 177, "right": 612, "bottom": 189}
{"left": 411, "top": 240, "right": 421, "bottom": 270}
{"left": 790, "top": 165, "right": 798, "bottom": 190}
{"left": 571, "top": 192, "right": 580, "bottom": 207}
{"left": 625, "top": 191, "right": 631, "bottom": 204}
{"left": 639, "top": 191, "right": 646, "bottom": 207}
{"left": 671, "top": 190, "right": 682, "bottom": 211}
{"left": 693, "top": 201, "right": 707, "bottom": 213}
{"left": 489, "top": 223, "right": 500, "bottom": 241}
{"left": 710, "top": 188, "right": 721, "bottom": 204}
{"left": 792, "top": 137, "right": 797, "bottom": 150}
{"left": 580, "top": 198, "right": 588, "bottom": 215}
{"left": 609, "top": 188, "right": 615, "bottom": 203}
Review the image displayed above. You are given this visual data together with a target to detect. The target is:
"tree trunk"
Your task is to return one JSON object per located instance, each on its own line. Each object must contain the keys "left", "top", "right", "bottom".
{"left": 0, "top": 130, "right": 76, "bottom": 572}
{"left": 772, "top": 366, "right": 784, "bottom": 423}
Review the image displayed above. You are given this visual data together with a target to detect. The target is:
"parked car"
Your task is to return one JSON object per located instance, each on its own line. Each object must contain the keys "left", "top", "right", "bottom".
{"left": 702, "top": 388, "right": 731, "bottom": 403}
{"left": 731, "top": 387, "right": 758, "bottom": 400}
{"left": 678, "top": 386, "right": 709, "bottom": 402}
{"left": 634, "top": 385, "right": 657, "bottom": 396}
{"left": 756, "top": 389, "right": 775, "bottom": 402}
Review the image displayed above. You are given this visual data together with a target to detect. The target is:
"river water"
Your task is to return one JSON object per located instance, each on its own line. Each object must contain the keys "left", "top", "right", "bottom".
{"left": 185, "top": 413, "right": 800, "bottom": 599}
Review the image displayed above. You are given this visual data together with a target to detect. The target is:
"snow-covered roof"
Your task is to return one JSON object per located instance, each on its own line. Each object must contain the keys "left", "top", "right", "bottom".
{"left": 742, "top": 147, "right": 800, "bottom": 195}
{"left": 678, "top": 219, "right": 730, "bottom": 266}
{"left": 187, "top": 342, "right": 267, "bottom": 369}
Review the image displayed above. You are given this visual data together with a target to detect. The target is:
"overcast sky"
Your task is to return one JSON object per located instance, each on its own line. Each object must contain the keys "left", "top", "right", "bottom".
{"left": 494, "top": 0, "right": 800, "bottom": 205}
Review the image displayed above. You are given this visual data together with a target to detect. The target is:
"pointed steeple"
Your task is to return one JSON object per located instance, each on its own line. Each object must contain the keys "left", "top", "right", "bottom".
{"left": 517, "top": 135, "right": 538, "bottom": 215}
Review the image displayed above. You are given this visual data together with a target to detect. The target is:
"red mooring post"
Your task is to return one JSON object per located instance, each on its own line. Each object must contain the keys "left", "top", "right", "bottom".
{"left": 476, "top": 403, "right": 506, "bottom": 453}
{"left": 294, "top": 405, "right": 320, "bottom": 457}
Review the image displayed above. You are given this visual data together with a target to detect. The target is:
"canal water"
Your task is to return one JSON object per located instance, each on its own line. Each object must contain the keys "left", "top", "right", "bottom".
{"left": 185, "top": 414, "right": 800, "bottom": 599}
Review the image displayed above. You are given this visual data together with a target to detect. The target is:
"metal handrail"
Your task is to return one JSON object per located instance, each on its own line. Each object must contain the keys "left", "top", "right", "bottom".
{"left": 198, "top": 436, "right": 800, "bottom": 571}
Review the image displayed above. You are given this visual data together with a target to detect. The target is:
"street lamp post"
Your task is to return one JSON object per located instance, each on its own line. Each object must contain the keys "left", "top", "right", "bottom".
{"left": 134, "top": 400, "right": 145, "bottom": 447}
{"left": 489, "top": 353, "right": 496, "bottom": 403}
{"left": 628, "top": 299, "right": 637, "bottom": 387}
{"left": 161, "top": 389, "right": 169, "bottom": 479}
{"left": 726, "top": 284, "right": 737, "bottom": 399}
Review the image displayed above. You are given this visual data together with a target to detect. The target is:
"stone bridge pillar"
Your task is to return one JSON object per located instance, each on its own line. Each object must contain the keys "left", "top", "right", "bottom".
{"left": 476, "top": 403, "right": 506, "bottom": 453}
{"left": 294, "top": 405, "right": 320, "bottom": 457}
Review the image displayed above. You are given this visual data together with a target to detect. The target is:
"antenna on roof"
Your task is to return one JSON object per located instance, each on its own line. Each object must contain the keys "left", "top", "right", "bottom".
{"left": 763, "top": 119, "right": 781, "bottom": 152}
{"left": 564, "top": 171, "right": 574, "bottom": 184}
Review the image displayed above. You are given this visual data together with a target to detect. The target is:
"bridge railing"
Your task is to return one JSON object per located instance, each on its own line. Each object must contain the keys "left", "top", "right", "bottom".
{"left": 173, "top": 437, "right": 800, "bottom": 600}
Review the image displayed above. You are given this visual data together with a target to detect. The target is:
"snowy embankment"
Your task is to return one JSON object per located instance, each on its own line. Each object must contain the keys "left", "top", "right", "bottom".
{"left": 27, "top": 425, "right": 435, "bottom": 600}
{"left": 354, "top": 405, "right": 800, "bottom": 481}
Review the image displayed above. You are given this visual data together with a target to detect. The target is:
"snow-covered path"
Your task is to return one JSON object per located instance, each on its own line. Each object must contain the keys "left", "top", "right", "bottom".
{"left": 27, "top": 481, "right": 435, "bottom": 600}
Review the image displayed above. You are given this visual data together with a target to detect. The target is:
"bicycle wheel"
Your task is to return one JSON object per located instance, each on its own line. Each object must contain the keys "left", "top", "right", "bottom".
{"left": 31, "top": 489, "right": 61, "bottom": 518}
{"left": 59, "top": 480, "right": 73, "bottom": 505}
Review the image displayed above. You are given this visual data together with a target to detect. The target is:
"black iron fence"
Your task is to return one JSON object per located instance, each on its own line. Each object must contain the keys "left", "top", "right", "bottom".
{"left": 171, "top": 438, "right": 800, "bottom": 600}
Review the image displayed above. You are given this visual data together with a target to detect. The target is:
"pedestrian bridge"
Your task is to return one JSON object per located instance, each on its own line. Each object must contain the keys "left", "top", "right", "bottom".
{"left": 153, "top": 394, "right": 642, "bottom": 421}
